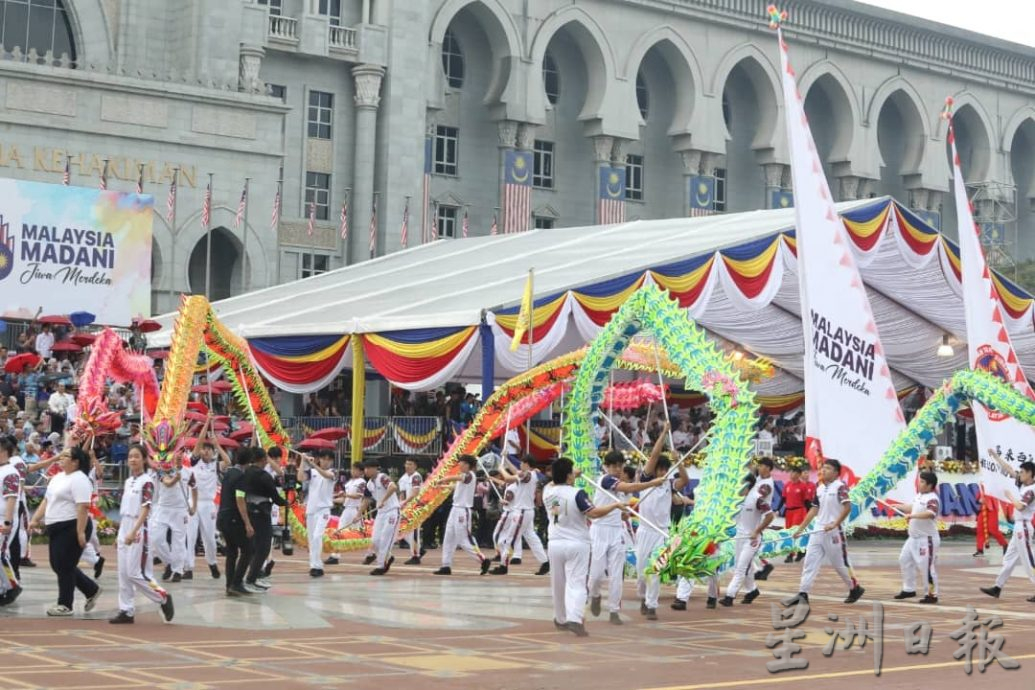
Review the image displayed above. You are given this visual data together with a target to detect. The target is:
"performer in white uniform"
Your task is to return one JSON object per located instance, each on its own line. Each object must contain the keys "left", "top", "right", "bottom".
{"left": 433, "top": 455, "right": 491, "bottom": 575}
{"left": 635, "top": 432, "right": 688, "bottom": 620}
{"left": 792, "top": 458, "right": 865, "bottom": 604}
{"left": 154, "top": 456, "right": 197, "bottom": 582}
{"left": 109, "top": 444, "right": 174, "bottom": 624}
{"left": 398, "top": 458, "right": 424, "bottom": 565}
{"left": 491, "top": 455, "right": 549, "bottom": 576}
{"left": 719, "top": 458, "right": 775, "bottom": 607}
{"left": 589, "top": 450, "right": 665, "bottom": 623}
{"left": 895, "top": 470, "right": 941, "bottom": 604}
{"left": 337, "top": 463, "right": 368, "bottom": 535}
{"left": 364, "top": 459, "right": 401, "bottom": 575}
{"left": 186, "top": 434, "right": 225, "bottom": 579}
{"left": 297, "top": 451, "right": 337, "bottom": 577}
{"left": 980, "top": 453, "right": 1035, "bottom": 602}
{"left": 79, "top": 460, "right": 106, "bottom": 578}
{"left": 544, "top": 457, "right": 627, "bottom": 637}
{"left": 0, "top": 437, "right": 22, "bottom": 605}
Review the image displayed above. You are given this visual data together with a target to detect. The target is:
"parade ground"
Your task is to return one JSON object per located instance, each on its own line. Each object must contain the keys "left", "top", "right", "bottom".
{"left": 1, "top": 541, "right": 1033, "bottom": 690}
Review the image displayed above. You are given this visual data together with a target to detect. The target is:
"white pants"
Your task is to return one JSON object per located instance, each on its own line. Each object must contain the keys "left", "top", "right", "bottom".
{"left": 675, "top": 575, "right": 719, "bottom": 603}
{"left": 117, "top": 523, "right": 168, "bottom": 616}
{"left": 498, "top": 508, "right": 547, "bottom": 565}
{"left": 441, "top": 507, "right": 483, "bottom": 567}
{"left": 17, "top": 500, "right": 29, "bottom": 559}
{"left": 371, "top": 508, "right": 400, "bottom": 568}
{"left": 899, "top": 534, "right": 939, "bottom": 596}
{"left": 549, "top": 539, "right": 590, "bottom": 624}
{"left": 726, "top": 536, "right": 761, "bottom": 599}
{"left": 589, "top": 523, "right": 626, "bottom": 613}
{"left": 798, "top": 529, "right": 857, "bottom": 594}
{"left": 82, "top": 529, "right": 102, "bottom": 566}
{"left": 187, "top": 499, "right": 218, "bottom": 568}
{"left": 153, "top": 508, "right": 189, "bottom": 574}
{"left": 996, "top": 520, "right": 1035, "bottom": 589}
{"left": 0, "top": 531, "right": 17, "bottom": 594}
{"left": 635, "top": 528, "right": 666, "bottom": 609}
{"left": 307, "top": 509, "right": 330, "bottom": 570}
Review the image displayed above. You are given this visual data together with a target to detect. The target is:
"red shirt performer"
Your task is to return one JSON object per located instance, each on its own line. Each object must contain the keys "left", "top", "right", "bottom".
{"left": 782, "top": 467, "right": 813, "bottom": 562}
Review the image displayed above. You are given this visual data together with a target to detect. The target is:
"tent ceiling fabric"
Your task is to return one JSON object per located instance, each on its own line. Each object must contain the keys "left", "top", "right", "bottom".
{"left": 150, "top": 197, "right": 1035, "bottom": 396}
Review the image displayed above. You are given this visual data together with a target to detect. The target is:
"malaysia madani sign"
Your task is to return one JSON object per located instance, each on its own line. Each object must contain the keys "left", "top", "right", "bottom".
{"left": 0, "top": 178, "right": 152, "bottom": 324}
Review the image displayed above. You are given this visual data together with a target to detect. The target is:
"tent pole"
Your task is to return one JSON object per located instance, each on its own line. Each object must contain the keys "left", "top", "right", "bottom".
{"left": 350, "top": 338, "right": 366, "bottom": 465}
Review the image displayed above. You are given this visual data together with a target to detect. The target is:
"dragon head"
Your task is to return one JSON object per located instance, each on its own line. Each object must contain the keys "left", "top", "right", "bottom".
{"left": 143, "top": 418, "right": 188, "bottom": 473}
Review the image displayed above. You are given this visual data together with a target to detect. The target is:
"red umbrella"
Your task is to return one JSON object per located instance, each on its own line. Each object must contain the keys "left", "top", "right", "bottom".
{"left": 217, "top": 436, "right": 240, "bottom": 449}
{"left": 214, "top": 415, "right": 231, "bottom": 424}
{"left": 310, "top": 427, "right": 348, "bottom": 441}
{"left": 186, "top": 401, "right": 208, "bottom": 414}
{"left": 191, "top": 380, "right": 233, "bottom": 394}
{"left": 211, "top": 421, "right": 230, "bottom": 432}
{"left": 51, "top": 341, "right": 82, "bottom": 353}
{"left": 4, "top": 353, "right": 41, "bottom": 373}
{"left": 133, "top": 318, "right": 162, "bottom": 333}
{"left": 38, "top": 314, "right": 72, "bottom": 326}
{"left": 147, "top": 349, "right": 170, "bottom": 360}
{"left": 184, "top": 411, "right": 208, "bottom": 423}
{"left": 71, "top": 334, "right": 96, "bottom": 347}
{"left": 229, "top": 426, "right": 254, "bottom": 441}
{"left": 297, "top": 437, "right": 338, "bottom": 450}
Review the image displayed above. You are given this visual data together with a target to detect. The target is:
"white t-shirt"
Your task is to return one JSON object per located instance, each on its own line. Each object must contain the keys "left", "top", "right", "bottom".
{"left": 1016, "top": 484, "right": 1035, "bottom": 522}
{"left": 367, "top": 472, "right": 400, "bottom": 511}
{"left": 398, "top": 471, "right": 422, "bottom": 500}
{"left": 156, "top": 468, "right": 194, "bottom": 511}
{"left": 638, "top": 471, "right": 674, "bottom": 529}
{"left": 0, "top": 463, "right": 20, "bottom": 505}
{"left": 35, "top": 331, "right": 54, "bottom": 359}
{"left": 735, "top": 477, "right": 774, "bottom": 537}
{"left": 815, "top": 479, "right": 850, "bottom": 528}
{"left": 119, "top": 472, "right": 156, "bottom": 520}
{"left": 342, "top": 477, "right": 366, "bottom": 510}
{"left": 8, "top": 455, "right": 26, "bottom": 507}
{"left": 44, "top": 471, "right": 93, "bottom": 524}
{"left": 306, "top": 471, "right": 335, "bottom": 513}
{"left": 452, "top": 470, "right": 477, "bottom": 508}
{"left": 591, "top": 474, "right": 624, "bottom": 527}
{"left": 504, "top": 429, "right": 521, "bottom": 456}
{"left": 48, "top": 391, "right": 73, "bottom": 415}
{"left": 505, "top": 470, "right": 537, "bottom": 511}
{"left": 192, "top": 458, "right": 220, "bottom": 501}
{"left": 543, "top": 483, "right": 592, "bottom": 542}
{"left": 907, "top": 491, "right": 940, "bottom": 539}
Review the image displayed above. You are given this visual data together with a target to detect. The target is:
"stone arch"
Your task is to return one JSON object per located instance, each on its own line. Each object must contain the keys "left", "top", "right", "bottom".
{"left": 866, "top": 76, "right": 931, "bottom": 138}
{"left": 870, "top": 81, "right": 929, "bottom": 201}
{"left": 711, "top": 43, "right": 781, "bottom": 151}
{"left": 798, "top": 61, "right": 860, "bottom": 166}
{"left": 1002, "top": 105, "right": 1035, "bottom": 155}
{"left": 1007, "top": 115, "right": 1035, "bottom": 256}
{"left": 949, "top": 92, "right": 994, "bottom": 182}
{"left": 64, "top": 0, "right": 114, "bottom": 67}
{"left": 178, "top": 206, "right": 269, "bottom": 299}
{"left": 528, "top": 7, "right": 617, "bottom": 128}
{"left": 623, "top": 26, "right": 703, "bottom": 135}
{"left": 429, "top": 0, "right": 522, "bottom": 104}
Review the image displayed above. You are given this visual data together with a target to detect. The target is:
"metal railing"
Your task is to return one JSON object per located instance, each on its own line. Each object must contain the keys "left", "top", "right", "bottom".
{"left": 268, "top": 15, "right": 299, "bottom": 41}
{"left": 328, "top": 25, "right": 357, "bottom": 51}
{"left": 280, "top": 415, "right": 443, "bottom": 458}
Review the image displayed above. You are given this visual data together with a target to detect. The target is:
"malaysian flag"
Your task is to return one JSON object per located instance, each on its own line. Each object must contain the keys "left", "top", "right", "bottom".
{"left": 166, "top": 170, "right": 178, "bottom": 222}
{"left": 597, "top": 165, "right": 626, "bottom": 225}
{"left": 462, "top": 209, "right": 469, "bottom": 238}
{"left": 490, "top": 213, "right": 498, "bottom": 236}
{"left": 503, "top": 149, "right": 532, "bottom": 234}
{"left": 400, "top": 198, "right": 409, "bottom": 248}
{"left": 368, "top": 194, "right": 378, "bottom": 257}
{"left": 135, "top": 164, "right": 144, "bottom": 195}
{"left": 99, "top": 159, "right": 109, "bottom": 191}
{"left": 234, "top": 183, "right": 247, "bottom": 229}
{"left": 421, "top": 137, "right": 432, "bottom": 243}
{"left": 201, "top": 180, "right": 212, "bottom": 228}
{"left": 431, "top": 204, "right": 438, "bottom": 240}
{"left": 338, "top": 192, "right": 349, "bottom": 240}
{"left": 62, "top": 155, "right": 70, "bottom": 186}
{"left": 770, "top": 189, "right": 794, "bottom": 209}
{"left": 688, "top": 175, "right": 715, "bottom": 217}
{"left": 271, "top": 182, "right": 281, "bottom": 231}
{"left": 307, "top": 200, "right": 316, "bottom": 237}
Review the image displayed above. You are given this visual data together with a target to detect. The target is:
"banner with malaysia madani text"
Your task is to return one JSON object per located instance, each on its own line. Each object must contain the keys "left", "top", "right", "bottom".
{"left": 0, "top": 178, "right": 153, "bottom": 325}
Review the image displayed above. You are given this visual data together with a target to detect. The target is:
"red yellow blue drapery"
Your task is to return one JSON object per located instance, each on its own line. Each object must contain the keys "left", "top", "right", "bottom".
{"left": 363, "top": 326, "right": 479, "bottom": 392}
{"left": 248, "top": 334, "right": 351, "bottom": 394}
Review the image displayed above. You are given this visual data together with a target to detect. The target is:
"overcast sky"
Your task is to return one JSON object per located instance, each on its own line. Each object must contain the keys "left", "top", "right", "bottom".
{"left": 856, "top": 0, "right": 1035, "bottom": 48}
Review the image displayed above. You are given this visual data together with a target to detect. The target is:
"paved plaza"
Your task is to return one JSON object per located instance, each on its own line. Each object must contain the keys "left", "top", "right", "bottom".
{"left": 1, "top": 541, "right": 1033, "bottom": 689}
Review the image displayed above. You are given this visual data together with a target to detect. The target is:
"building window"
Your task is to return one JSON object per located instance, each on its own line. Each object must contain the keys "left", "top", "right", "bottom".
{"left": 533, "top": 216, "right": 555, "bottom": 230}
{"left": 318, "top": 0, "right": 341, "bottom": 26}
{"left": 268, "top": 84, "right": 287, "bottom": 102}
{"left": 441, "top": 28, "right": 465, "bottom": 89}
{"left": 625, "top": 154, "right": 644, "bottom": 201}
{"left": 543, "top": 51, "right": 560, "bottom": 105}
{"left": 533, "top": 140, "right": 554, "bottom": 190}
{"left": 305, "top": 172, "right": 331, "bottom": 220}
{"left": 433, "top": 125, "right": 459, "bottom": 176}
{"left": 713, "top": 167, "right": 727, "bottom": 213}
{"left": 302, "top": 254, "right": 329, "bottom": 279}
{"left": 636, "top": 70, "right": 649, "bottom": 120}
{"left": 436, "top": 205, "right": 458, "bottom": 238}
{"left": 257, "top": 0, "right": 282, "bottom": 15}
{"left": 307, "top": 90, "right": 333, "bottom": 139}
{"left": 0, "top": 0, "right": 77, "bottom": 64}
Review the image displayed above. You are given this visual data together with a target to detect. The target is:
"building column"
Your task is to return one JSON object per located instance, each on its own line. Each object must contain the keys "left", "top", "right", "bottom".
{"left": 680, "top": 148, "right": 720, "bottom": 216}
{"left": 237, "top": 45, "right": 264, "bottom": 94}
{"left": 498, "top": 120, "right": 533, "bottom": 234}
{"left": 350, "top": 64, "right": 384, "bottom": 262}
{"left": 593, "top": 136, "right": 626, "bottom": 225}
{"left": 908, "top": 187, "right": 944, "bottom": 230}
{"left": 763, "top": 163, "right": 793, "bottom": 209}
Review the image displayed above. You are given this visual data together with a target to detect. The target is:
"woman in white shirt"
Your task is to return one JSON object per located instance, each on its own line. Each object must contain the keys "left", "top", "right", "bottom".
{"left": 29, "top": 446, "right": 102, "bottom": 616}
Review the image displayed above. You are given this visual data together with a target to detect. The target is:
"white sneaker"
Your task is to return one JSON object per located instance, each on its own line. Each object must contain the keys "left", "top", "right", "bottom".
{"left": 254, "top": 578, "right": 272, "bottom": 589}
{"left": 47, "top": 605, "right": 73, "bottom": 616}
{"left": 243, "top": 583, "right": 265, "bottom": 594}
{"left": 84, "top": 587, "right": 103, "bottom": 613}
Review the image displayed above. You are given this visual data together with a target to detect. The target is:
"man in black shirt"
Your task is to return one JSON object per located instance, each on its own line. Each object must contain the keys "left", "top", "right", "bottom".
{"left": 216, "top": 448, "right": 255, "bottom": 597}
{"left": 243, "top": 447, "right": 288, "bottom": 591}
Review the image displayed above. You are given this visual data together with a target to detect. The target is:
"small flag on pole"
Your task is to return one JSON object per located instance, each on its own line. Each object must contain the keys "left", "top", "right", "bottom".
{"left": 400, "top": 198, "right": 410, "bottom": 248}
{"left": 99, "top": 159, "right": 109, "bottom": 191}
{"left": 490, "top": 214, "right": 498, "bottom": 236}
{"left": 462, "top": 209, "right": 470, "bottom": 238}
{"left": 271, "top": 183, "right": 281, "bottom": 231}
{"left": 431, "top": 205, "right": 438, "bottom": 241}
{"left": 201, "top": 180, "right": 212, "bottom": 228}
{"left": 166, "top": 170, "right": 178, "bottom": 222}
{"left": 234, "top": 184, "right": 247, "bottom": 229}
{"left": 307, "top": 200, "right": 316, "bottom": 237}
{"left": 368, "top": 195, "right": 379, "bottom": 257}
{"left": 338, "top": 192, "right": 349, "bottom": 240}
{"left": 509, "top": 270, "right": 534, "bottom": 351}
{"left": 136, "top": 164, "right": 144, "bottom": 195}
{"left": 62, "top": 156, "right": 70, "bottom": 186}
